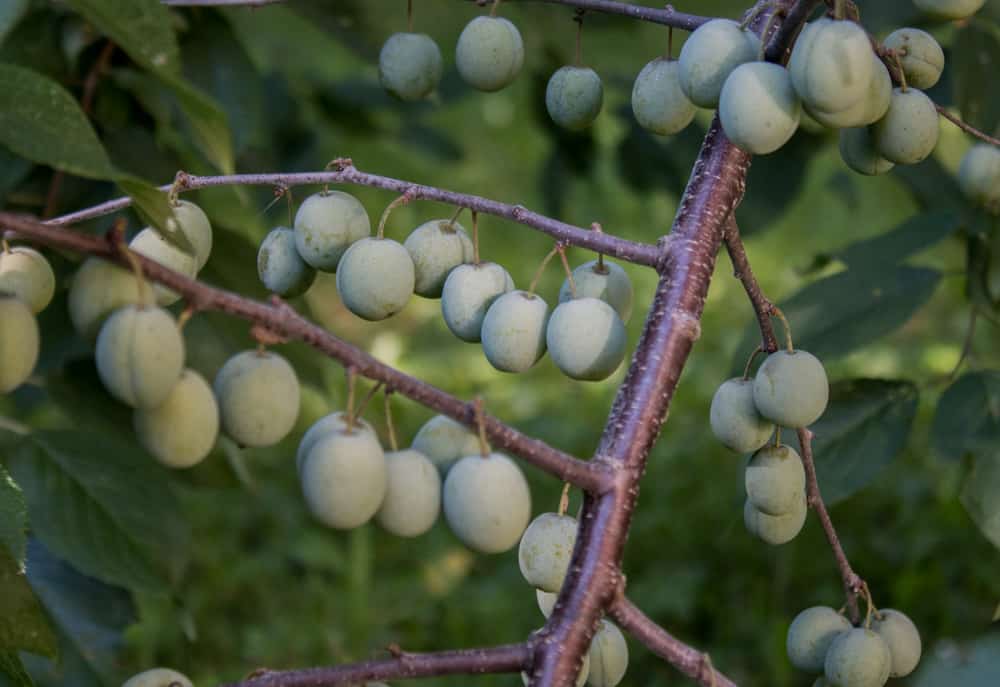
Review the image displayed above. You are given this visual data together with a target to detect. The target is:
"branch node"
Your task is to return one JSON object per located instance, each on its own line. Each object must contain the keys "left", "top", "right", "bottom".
{"left": 326, "top": 157, "right": 354, "bottom": 172}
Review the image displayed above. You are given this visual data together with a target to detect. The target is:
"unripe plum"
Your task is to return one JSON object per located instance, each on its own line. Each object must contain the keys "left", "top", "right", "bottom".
{"left": 743, "top": 490, "right": 807, "bottom": 545}
{"left": 481, "top": 290, "right": 549, "bottom": 373}
{"left": 786, "top": 606, "right": 852, "bottom": 672}
{"left": 871, "top": 609, "right": 921, "bottom": 677}
{"left": 537, "top": 589, "right": 558, "bottom": 618}
{"left": 455, "top": 16, "right": 524, "bottom": 92}
{"left": 587, "top": 620, "right": 628, "bottom": 687}
{"left": 336, "top": 237, "right": 415, "bottom": 320}
{"left": 957, "top": 144, "right": 1000, "bottom": 212}
{"left": 442, "top": 452, "right": 531, "bottom": 553}
{"left": 809, "top": 56, "right": 891, "bottom": 129}
{"left": 166, "top": 200, "right": 213, "bottom": 270}
{"left": 379, "top": 32, "right": 443, "bottom": 102}
{"left": 631, "top": 57, "right": 697, "bottom": 136}
{"left": 96, "top": 305, "right": 185, "bottom": 409}
{"left": 871, "top": 88, "right": 939, "bottom": 165}
{"left": 518, "top": 512, "right": 578, "bottom": 592}
{"left": 558, "top": 260, "right": 633, "bottom": 324}
{"left": 709, "top": 378, "right": 774, "bottom": 453}
{"left": 441, "top": 262, "right": 514, "bottom": 342}
{"left": 546, "top": 66, "right": 604, "bottom": 131}
{"left": 376, "top": 448, "right": 441, "bottom": 537}
{"left": 678, "top": 19, "right": 760, "bottom": 108}
{"left": 824, "top": 628, "right": 892, "bottom": 687}
{"left": 130, "top": 228, "right": 198, "bottom": 306}
{"left": 297, "top": 411, "right": 376, "bottom": 475}
{"left": 788, "top": 19, "right": 874, "bottom": 113}
{"left": 133, "top": 369, "right": 219, "bottom": 468}
{"left": 294, "top": 191, "right": 371, "bottom": 272}
{"left": 258, "top": 226, "right": 316, "bottom": 298}
{"left": 214, "top": 350, "right": 300, "bottom": 447}
{"left": 753, "top": 349, "right": 829, "bottom": 428}
{"left": 839, "top": 127, "right": 895, "bottom": 176}
{"left": 68, "top": 258, "right": 142, "bottom": 339}
{"left": 719, "top": 62, "right": 801, "bottom": 155}
{"left": 913, "top": 0, "right": 985, "bottom": 20}
{"left": 301, "top": 425, "right": 387, "bottom": 529}
{"left": 411, "top": 414, "right": 483, "bottom": 474}
{"left": 745, "top": 444, "right": 806, "bottom": 515}
{"left": 122, "top": 668, "right": 193, "bottom": 687}
{"left": 0, "top": 246, "right": 55, "bottom": 313}
{"left": 403, "top": 219, "right": 474, "bottom": 298}
{"left": 0, "top": 297, "right": 39, "bottom": 393}
{"left": 546, "top": 297, "right": 626, "bottom": 381}
{"left": 883, "top": 29, "right": 944, "bottom": 90}
{"left": 524, "top": 652, "right": 589, "bottom": 687}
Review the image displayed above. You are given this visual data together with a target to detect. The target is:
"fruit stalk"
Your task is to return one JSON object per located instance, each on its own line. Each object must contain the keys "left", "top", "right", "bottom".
{"left": 722, "top": 216, "right": 780, "bottom": 353}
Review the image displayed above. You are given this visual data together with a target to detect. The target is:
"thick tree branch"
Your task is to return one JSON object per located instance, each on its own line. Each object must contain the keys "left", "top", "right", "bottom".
{"left": 723, "top": 216, "right": 779, "bottom": 353}
{"left": 48, "top": 161, "right": 661, "bottom": 268}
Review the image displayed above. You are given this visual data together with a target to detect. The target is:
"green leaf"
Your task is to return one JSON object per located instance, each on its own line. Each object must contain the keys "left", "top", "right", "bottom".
{"left": 961, "top": 453, "right": 1000, "bottom": 550}
{"left": 837, "top": 211, "right": 961, "bottom": 272}
{"left": 0, "top": 63, "right": 115, "bottom": 179}
{"left": 0, "top": 548, "right": 57, "bottom": 657}
{"left": 797, "top": 379, "right": 919, "bottom": 504}
{"left": 932, "top": 371, "right": 1000, "bottom": 461}
{"left": 914, "top": 635, "right": 1000, "bottom": 687}
{"left": 117, "top": 176, "right": 195, "bottom": 253}
{"left": 157, "top": 72, "right": 235, "bottom": 174}
{"left": 953, "top": 19, "right": 1000, "bottom": 135}
{"left": 0, "top": 650, "right": 34, "bottom": 687}
{"left": 0, "top": 0, "right": 29, "bottom": 48}
{"left": 64, "top": 0, "right": 179, "bottom": 75}
{"left": 7, "top": 431, "right": 191, "bottom": 592}
{"left": 0, "top": 466, "right": 27, "bottom": 565}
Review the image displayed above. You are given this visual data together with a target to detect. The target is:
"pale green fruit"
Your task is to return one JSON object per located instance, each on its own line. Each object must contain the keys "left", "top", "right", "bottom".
{"left": 753, "top": 349, "right": 829, "bottom": 428}
{"left": 122, "top": 668, "right": 193, "bottom": 687}
{"left": 403, "top": 219, "right": 474, "bottom": 298}
{"left": 537, "top": 589, "right": 558, "bottom": 618}
{"left": 376, "top": 448, "right": 441, "bottom": 537}
{"left": 957, "top": 144, "right": 1000, "bottom": 212}
{"left": 0, "top": 246, "right": 55, "bottom": 313}
{"left": 872, "top": 88, "right": 940, "bottom": 165}
{"left": 300, "top": 426, "right": 387, "bottom": 529}
{"left": 455, "top": 16, "right": 524, "bottom": 92}
{"left": 788, "top": 18, "right": 875, "bottom": 113}
{"left": 481, "top": 290, "right": 549, "bottom": 373}
{"left": 411, "top": 414, "right": 482, "bottom": 474}
{"left": 0, "top": 297, "right": 39, "bottom": 393}
{"left": 883, "top": 28, "right": 944, "bottom": 90}
{"left": 587, "top": 620, "right": 628, "bottom": 687}
{"left": 68, "top": 258, "right": 143, "bottom": 339}
{"left": 745, "top": 444, "right": 806, "bottom": 515}
{"left": 840, "top": 127, "right": 895, "bottom": 176}
{"left": 719, "top": 62, "right": 801, "bottom": 155}
{"left": 558, "top": 260, "right": 633, "bottom": 324}
{"left": 379, "top": 32, "right": 443, "bottom": 101}
{"left": 293, "top": 191, "right": 371, "bottom": 271}
{"left": 824, "top": 628, "right": 892, "bottom": 687}
{"left": 546, "top": 66, "right": 604, "bottom": 131}
{"left": 524, "top": 651, "right": 589, "bottom": 687}
{"left": 441, "top": 262, "right": 514, "bottom": 342}
{"left": 744, "top": 490, "right": 807, "bottom": 545}
{"left": 166, "top": 200, "right": 213, "bottom": 270}
{"left": 631, "top": 57, "right": 697, "bottom": 136}
{"left": 678, "top": 19, "right": 760, "bottom": 108}
{"left": 809, "top": 56, "right": 891, "bottom": 129}
{"left": 258, "top": 226, "right": 316, "bottom": 298}
{"left": 214, "top": 350, "right": 300, "bottom": 447}
{"left": 336, "top": 238, "right": 415, "bottom": 321}
{"left": 709, "top": 378, "right": 774, "bottom": 453}
{"left": 442, "top": 452, "right": 531, "bottom": 553}
{"left": 913, "top": 0, "right": 985, "bottom": 20}
{"left": 871, "top": 609, "right": 921, "bottom": 677}
{"left": 133, "top": 369, "right": 219, "bottom": 468}
{"left": 297, "top": 412, "right": 376, "bottom": 475}
{"left": 96, "top": 305, "right": 185, "bottom": 409}
{"left": 546, "top": 297, "right": 626, "bottom": 381}
{"left": 130, "top": 228, "right": 198, "bottom": 307}
{"left": 787, "top": 606, "right": 852, "bottom": 672}
{"left": 518, "top": 512, "right": 578, "bottom": 592}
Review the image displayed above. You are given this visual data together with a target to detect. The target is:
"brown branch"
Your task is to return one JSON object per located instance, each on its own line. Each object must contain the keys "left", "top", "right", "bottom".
{"left": 722, "top": 216, "right": 779, "bottom": 353}
{"left": 935, "top": 105, "right": 1000, "bottom": 147}
{"left": 797, "top": 428, "right": 864, "bottom": 623}
{"left": 0, "top": 211, "right": 610, "bottom": 494}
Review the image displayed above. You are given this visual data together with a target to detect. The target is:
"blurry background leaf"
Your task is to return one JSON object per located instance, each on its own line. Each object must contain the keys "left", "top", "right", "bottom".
{"left": 953, "top": 19, "right": 1000, "bottom": 134}
{"left": 0, "top": 548, "right": 57, "bottom": 658}
{"left": 837, "top": 211, "right": 961, "bottom": 272}
{"left": 0, "top": 650, "right": 35, "bottom": 687}
{"left": 0, "top": 0, "right": 28, "bottom": 47}
{"left": 64, "top": 0, "right": 179, "bottom": 75}
{"left": 961, "top": 453, "right": 1000, "bottom": 549}
{"left": 0, "top": 466, "right": 27, "bottom": 565}
{"left": 913, "top": 635, "right": 1000, "bottom": 687}
{"left": 932, "top": 371, "right": 1000, "bottom": 460}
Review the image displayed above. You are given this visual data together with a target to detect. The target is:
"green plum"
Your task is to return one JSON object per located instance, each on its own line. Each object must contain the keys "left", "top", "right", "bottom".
{"left": 379, "top": 32, "right": 443, "bottom": 101}
{"left": 441, "top": 262, "right": 514, "bottom": 342}
{"left": 0, "top": 246, "right": 55, "bottom": 313}
{"left": 709, "top": 377, "right": 774, "bottom": 453}
{"left": 518, "top": 512, "right": 578, "bottom": 592}
{"left": 442, "top": 452, "right": 531, "bottom": 553}
{"left": 824, "top": 628, "right": 892, "bottom": 687}
{"left": 958, "top": 144, "right": 1000, "bottom": 212}
{"left": 411, "top": 414, "right": 483, "bottom": 474}
{"left": 214, "top": 350, "right": 300, "bottom": 447}
{"left": 67, "top": 258, "right": 143, "bottom": 339}
{"left": 546, "top": 297, "right": 626, "bottom": 381}
{"left": 293, "top": 191, "right": 371, "bottom": 271}
{"left": 258, "top": 226, "right": 317, "bottom": 298}
{"left": 376, "top": 448, "right": 441, "bottom": 537}
{"left": 788, "top": 19, "right": 875, "bottom": 113}
{"left": 455, "top": 16, "right": 524, "bottom": 92}
{"left": 744, "top": 490, "right": 807, "bottom": 545}
{"left": 787, "top": 606, "right": 852, "bottom": 672}
{"left": 558, "top": 260, "right": 633, "bottom": 324}
{"left": 546, "top": 66, "right": 604, "bottom": 131}
{"left": 0, "top": 297, "right": 39, "bottom": 393}
{"left": 300, "top": 426, "right": 387, "bottom": 529}
{"left": 745, "top": 444, "right": 806, "bottom": 516}
{"left": 872, "top": 88, "right": 940, "bottom": 165}
{"left": 871, "top": 609, "right": 921, "bottom": 677}
{"left": 133, "top": 369, "right": 219, "bottom": 469}
{"left": 336, "top": 237, "right": 415, "bottom": 320}
{"left": 752, "top": 349, "right": 829, "bottom": 428}
{"left": 913, "top": 0, "right": 985, "bottom": 20}
{"left": 883, "top": 28, "right": 944, "bottom": 90}
{"left": 122, "top": 668, "right": 193, "bottom": 687}
{"left": 587, "top": 620, "right": 628, "bottom": 687}
{"left": 481, "top": 290, "right": 549, "bottom": 373}
{"left": 166, "top": 200, "right": 213, "bottom": 270}
{"left": 719, "top": 62, "right": 801, "bottom": 154}
{"left": 631, "top": 57, "right": 697, "bottom": 136}
{"left": 839, "top": 127, "right": 895, "bottom": 176}
{"left": 678, "top": 18, "right": 760, "bottom": 108}
{"left": 130, "top": 227, "right": 198, "bottom": 306}
{"left": 403, "top": 219, "right": 474, "bottom": 298}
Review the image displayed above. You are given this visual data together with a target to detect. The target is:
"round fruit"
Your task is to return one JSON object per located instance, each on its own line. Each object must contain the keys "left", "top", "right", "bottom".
{"left": 840, "top": 127, "right": 895, "bottom": 176}
{"left": 411, "top": 414, "right": 483, "bottom": 474}
{"left": 558, "top": 260, "right": 633, "bottom": 324}
{"left": 130, "top": 227, "right": 198, "bottom": 306}
{"left": 166, "top": 200, "right": 213, "bottom": 270}
{"left": 871, "top": 88, "right": 939, "bottom": 165}
{"left": 0, "top": 297, "right": 39, "bottom": 393}
{"left": 96, "top": 305, "right": 185, "bottom": 409}
{"left": 301, "top": 425, "right": 387, "bottom": 529}
{"left": 537, "top": 589, "right": 558, "bottom": 618}
{"left": 719, "top": 62, "right": 801, "bottom": 155}
{"left": 481, "top": 290, "right": 549, "bottom": 373}
{"left": 442, "top": 452, "right": 531, "bottom": 553}
{"left": 871, "top": 609, "right": 921, "bottom": 677}
{"left": 379, "top": 32, "right": 443, "bottom": 101}
{"left": 786, "top": 606, "right": 852, "bottom": 672}
{"left": 824, "top": 628, "right": 892, "bottom": 687}
{"left": 743, "top": 491, "right": 807, "bottom": 545}
{"left": 677, "top": 18, "right": 760, "bottom": 108}
{"left": 293, "top": 191, "right": 371, "bottom": 272}
{"left": 214, "top": 350, "right": 300, "bottom": 447}
{"left": 523, "top": 652, "right": 590, "bottom": 687}
{"left": 0, "top": 246, "right": 55, "bottom": 313}
{"left": 587, "top": 620, "right": 629, "bottom": 687}
{"left": 631, "top": 57, "right": 697, "bottom": 136}
{"left": 403, "top": 219, "right": 474, "bottom": 298}
{"left": 883, "top": 28, "right": 944, "bottom": 90}
{"left": 809, "top": 55, "right": 891, "bottom": 129}
{"left": 957, "top": 144, "right": 1000, "bottom": 212}
{"left": 745, "top": 444, "right": 806, "bottom": 515}
{"left": 441, "top": 262, "right": 514, "bottom": 342}
{"left": 788, "top": 19, "right": 875, "bottom": 113}
{"left": 376, "top": 448, "right": 441, "bottom": 537}
{"left": 709, "top": 378, "right": 774, "bottom": 453}
{"left": 753, "top": 349, "right": 829, "bottom": 428}
{"left": 68, "top": 258, "right": 143, "bottom": 339}
{"left": 546, "top": 66, "right": 604, "bottom": 131}
{"left": 455, "top": 16, "right": 524, "bottom": 92}
{"left": 258, "top": 226, "right": 317, "bottom": 298}
{"left": 546, "top": 297, "right": 626, "bottom": 381}
{"left": 133, "top": 369, "right": 219, "bottom": 468}
{"left": 336, "top": 237, "right": 415, "bottom": 320}
{"left": 297, "top": 412, "right": 376, "bottom": 475}
{"left": 122, "top": 668, "right": 193, "bottom": 687}
{"left": 518, "top": 512, "right": 578, "bottom": 593}
{"left": 913, "top": 0, "right": 985, "bottom": 20}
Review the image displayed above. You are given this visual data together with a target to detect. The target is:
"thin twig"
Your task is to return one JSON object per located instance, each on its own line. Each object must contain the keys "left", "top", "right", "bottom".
{"left": 722, "top": 216, "right": 779, "bottom": 353}
{"left": 936, "top": 106, "right": 1000, "bottom": 147}
{"left": 947, "top": 309, "right": 977, "bottom": 381}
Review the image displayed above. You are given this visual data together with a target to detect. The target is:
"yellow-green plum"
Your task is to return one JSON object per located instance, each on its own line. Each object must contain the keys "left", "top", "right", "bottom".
{"left": 745, "top": 444, "right": 806, "bottom": 515}
{"left": 441, "top": 262, "right": 514, "bottom": 342}
{"left": 753, "top": 349, "right": 829, "bottom": 428}
{"left": 481, "top": 291, "right": 549, "bottom": 373}
{"left": 130, "top": 227, "right": 198, "bottom": 306}
{"left": 403, "top": 219, "right": 474, "bottom": 298}
{"left": 133, "top": 369, "right": 219, "bottom": 468}
{"left": 883, "top": 28, "right": 944, "bottom": 89}
{"left": 546, "top": 297, "right": 626, "bottom": 381}
{"left": 587, "top": 620, "right": 629, "bottom": 687}
{"left": 958, "top": 144, "right": 1000, "bottom": 213}
{"left": 301, "top": 426, "right": 387, "bottom": 529}
{"left": 122, "top": 668, "right": 193, "bottom": 687}
{"left": 214, "top": 350, "right": 300, "bottom": 447}
{"left": 96, "top": 305, "right": 185, "bottom": 409}
{"left": 166, "top": 200, "right": 213, "bottom": 270}
{"left": 293, "top": 191, "right": 371, "bottom": 271}
{"left": 788, "top": 19, "right": 874, "bottom": 113}
{"left": 0, "top": 297, "right": 39, "bottom": 393}
{"left": 376, "top": 448, "right": 441, "bottom": 537}
{"left": 518, "top": 512, "right": 578, "bottom": 592}
{"left": 455, "top": 16, "right": 524, "bottom": 92}
{"left": 258, "top": 226, "right": 316, "bottom": 297}
{"left": 631, "top": 57, "right": 697, "bottom": 136}
{"left": 336, "top": 237, "right": 415, "bottom": 320}
{"left": 443, "top": 452, "right": 531, "bottom": 553}
{"left": 297, "top": 411, "right": 376, "bottom": 475}
{"left": 744, "top": 490, "right": 807, "bottom": 545}
{"left": 411, "top": 414, "right": 483, "bottom": 474}
{"left": 709, "top": 378, "right": 774, "bottom": 453}
{"left": 546, "top": 66, "right": 604, "bottom": 131}
{"left": 809, "top": 55, "right": 891, "bottom": 129}
{"left": 0, "top": 246, "right": 55, "bottom": 313}
{"left": 839, "top": 127, "right": 895, "bottom": 176}
{"left": 872, "top": 88, "right": 940, "bottom": 165}
{"left": 537, "top": 589, "right": 558, "bottom": 618}
{"left": 524, "top": 651, "right": 589, "bottom": 687}
{"left": 719, "top": 62, "right": 801, "bottom": 155}
{"left": 379, "top": 32, "right": 443, "bottom": 101}
{"left": 824, "top": 628, "right": 892, "bottom": 687}
{"left": 871, "top": 609, "right": 921, "bottom": 677}
{"left": 787, "top": 606, "right": 852, "bottom": 672}
{"left": 913, "top": 0, "right": 985, "bottom": 20}
{"left": 558, "top": 260, "right": 633, "bottom": 324}
{"left": 68, "top": 258, "right": 143, "bottom": 339}
{"left": 678, "top": 19, "right": 760, "bottom": 108}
